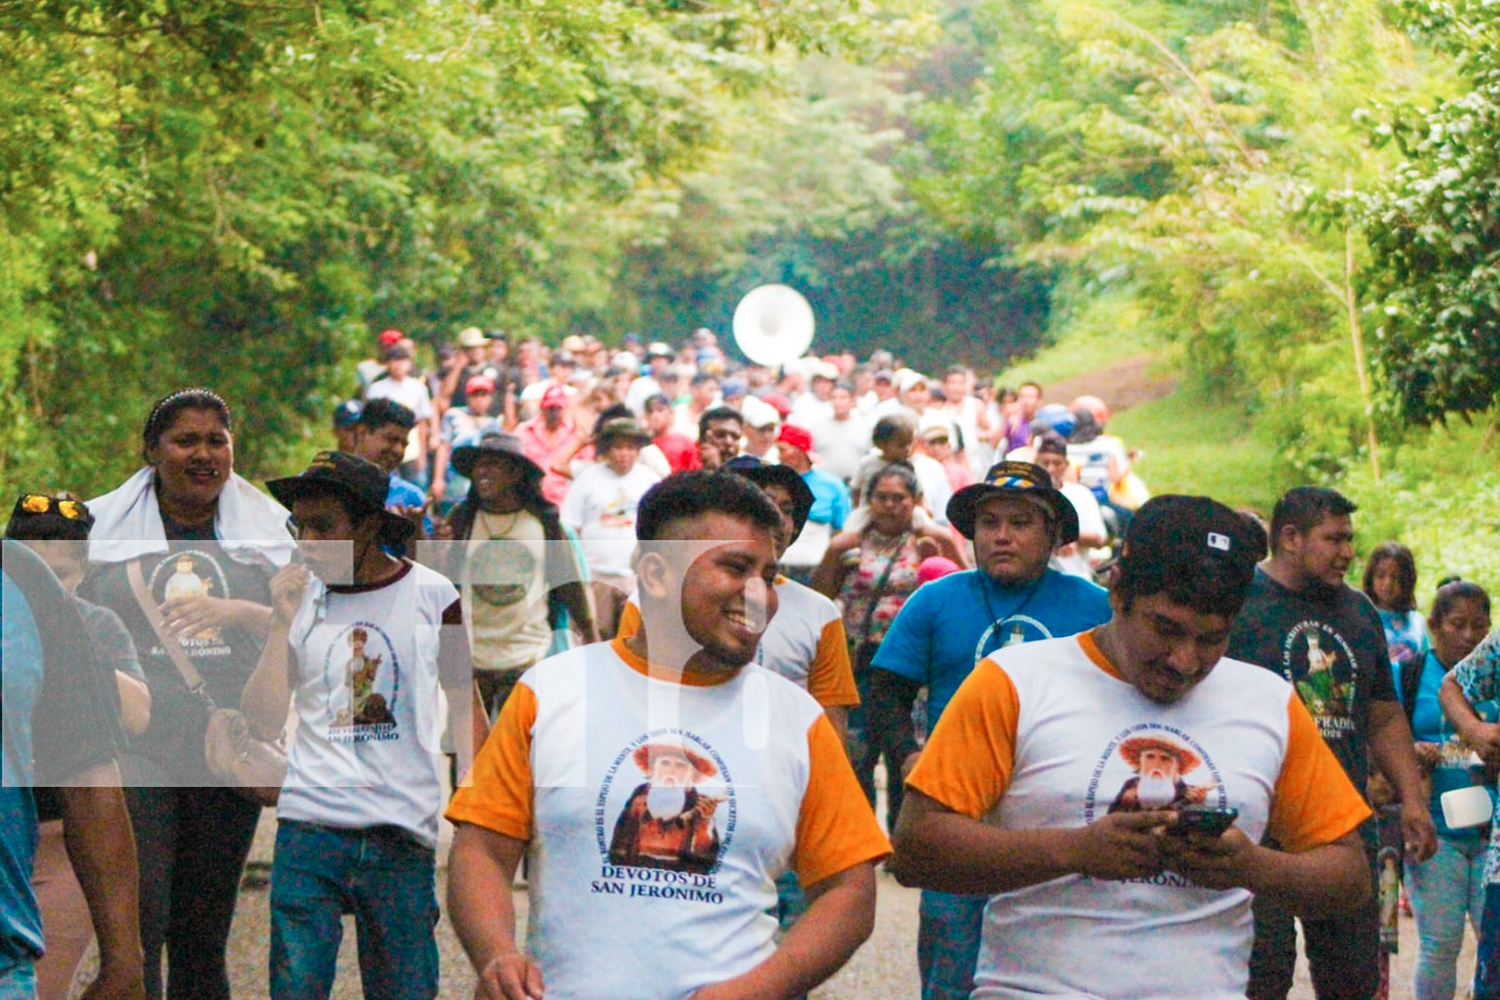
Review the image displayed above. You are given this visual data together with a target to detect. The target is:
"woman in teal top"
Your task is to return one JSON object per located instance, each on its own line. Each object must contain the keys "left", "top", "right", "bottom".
{"left": 1406, "top": 580, "right": 1493, "bottom": 1000}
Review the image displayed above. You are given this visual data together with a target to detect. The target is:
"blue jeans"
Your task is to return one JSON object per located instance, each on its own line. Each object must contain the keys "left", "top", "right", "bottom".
{"left": 1406, "top": 834, "right": 1487, "bottom": 1000}
{"left": 269, "top": 820, "right": 439, "bottom": 1000}
{"left": 1474, "top": 884, "right": 1500, "bottom": 1000}
{"left": 0, "top": 962, "right": 35, "bottom": 1000}
{"left": 917, "top": 890, "right": 985, "bottom": 1000}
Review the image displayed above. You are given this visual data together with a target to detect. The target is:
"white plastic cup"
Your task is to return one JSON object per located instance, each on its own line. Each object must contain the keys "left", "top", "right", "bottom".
{"left": 1440, "top": 785, "right": 1494, "bottom": 829}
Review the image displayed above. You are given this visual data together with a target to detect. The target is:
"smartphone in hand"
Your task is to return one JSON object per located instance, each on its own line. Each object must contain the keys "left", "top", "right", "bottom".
{"left": 1169, "top": 806, "right": 1239, "bottom": 837}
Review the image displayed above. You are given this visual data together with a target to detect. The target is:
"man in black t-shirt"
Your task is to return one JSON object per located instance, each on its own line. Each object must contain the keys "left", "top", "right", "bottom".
{"left": 1225, "top": 486, "right": 1436, "bottom": 1000}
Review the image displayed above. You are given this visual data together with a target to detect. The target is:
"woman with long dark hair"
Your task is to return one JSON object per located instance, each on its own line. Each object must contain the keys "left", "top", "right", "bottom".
{"left": 439, "top": 432, "right": 597, "bottom": 719}
{"left": 1364, "top": 541, "right": 1431, "bottom": 696}
{"left": 81, "top": 388, "right": 294, "bottom": 1000}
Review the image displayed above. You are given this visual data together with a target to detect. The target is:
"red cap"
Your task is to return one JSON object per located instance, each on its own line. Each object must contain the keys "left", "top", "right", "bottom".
{"left": 378, "top": 328, "right": 404, "bottom": 348}
{"left": 761, "top": 392, "right": 793, "bottom": 418}
{"left": 540, "top": 385, "right": 568, "bottom": 410}
{"left": 465, "top": 375, "right": 496, "bottom": 395}
{"left": 776, "top": 424, "right": 814, "bottom": 455}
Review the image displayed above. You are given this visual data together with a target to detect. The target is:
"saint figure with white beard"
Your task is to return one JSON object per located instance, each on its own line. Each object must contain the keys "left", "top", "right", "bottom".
{"left": 609, "top": 742, "right": 724, "bottom": 873}
{"left": 1106, "top": 736, "right": 1211, "bottom": 813}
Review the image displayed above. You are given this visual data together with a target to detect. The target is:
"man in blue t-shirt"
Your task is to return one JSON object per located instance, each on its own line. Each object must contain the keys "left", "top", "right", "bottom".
{"left": 869, "top": 461, "right": 1111, "bottom": 1000}
{"left": 2, "top": 541, "right": 141, "bottom": 999}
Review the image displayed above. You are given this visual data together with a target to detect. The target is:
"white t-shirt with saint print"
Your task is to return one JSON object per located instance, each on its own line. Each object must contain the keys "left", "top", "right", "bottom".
{"left": 447, "top": 638, "right": 888, "bottom": 1000}
{"left": 907, "top": 631, "right": 1371, "bottom": 1000}
{"left": 278, "top": 561, "right": 469, "bottom": 848}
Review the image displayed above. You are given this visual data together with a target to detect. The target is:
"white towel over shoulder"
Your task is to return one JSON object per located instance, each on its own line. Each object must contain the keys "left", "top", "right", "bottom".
{"left": 88, "top": 467, "right": 295, "bottom": 569}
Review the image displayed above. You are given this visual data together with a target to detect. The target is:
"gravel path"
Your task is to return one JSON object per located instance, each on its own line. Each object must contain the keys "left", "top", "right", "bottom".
{"left": 198, "top": 809, "right": 1468, "bottom": 999}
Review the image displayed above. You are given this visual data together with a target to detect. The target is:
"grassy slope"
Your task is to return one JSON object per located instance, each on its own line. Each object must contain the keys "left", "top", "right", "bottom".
{"left": 1000, "top": 335, "right": 1500, "bottom": 604}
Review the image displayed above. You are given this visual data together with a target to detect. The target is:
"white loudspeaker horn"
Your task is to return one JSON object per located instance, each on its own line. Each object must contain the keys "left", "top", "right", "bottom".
{"left": 732, "top": 284, "right": 815, "bottom": 366}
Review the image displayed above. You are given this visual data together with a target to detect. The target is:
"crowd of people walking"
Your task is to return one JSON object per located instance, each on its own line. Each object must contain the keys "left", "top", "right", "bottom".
{"left": 2, "top": 324, "right": 1498, "bottom": 1000}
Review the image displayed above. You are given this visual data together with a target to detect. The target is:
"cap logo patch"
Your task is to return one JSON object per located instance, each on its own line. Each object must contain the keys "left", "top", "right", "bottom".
{"left": 1207, "top": 532, "right": 1231, "bottom": 552}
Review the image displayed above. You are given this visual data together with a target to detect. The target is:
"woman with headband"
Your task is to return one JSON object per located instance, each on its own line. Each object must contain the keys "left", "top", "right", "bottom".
{"left": 81, "top": 388, "right": 294, "bottom": 1000}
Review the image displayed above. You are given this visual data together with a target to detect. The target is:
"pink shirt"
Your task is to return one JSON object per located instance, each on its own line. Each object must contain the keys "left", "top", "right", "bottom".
{"left": 517, "top": 415, "right": 579, "bottom": 506}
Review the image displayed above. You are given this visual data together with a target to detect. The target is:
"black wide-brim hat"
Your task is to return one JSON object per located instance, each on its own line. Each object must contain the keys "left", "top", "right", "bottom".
{"left": 451, "top": 432, "right": 543, "bottom": 481}
{"left": 722, "top": 455, "right": 815, "bottom": 539}
{"left": 267, "top": 451, "right": 416, "bottom": 545}
{"left": 946, "top": 460, "right": 1079, "bottom": 544}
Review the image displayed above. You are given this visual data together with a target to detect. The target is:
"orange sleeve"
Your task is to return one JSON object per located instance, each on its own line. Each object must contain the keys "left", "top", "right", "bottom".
{"left": 1267, "top": 692, "right": 1372, "bottom": 852}
{"left": 904, "top": 662, "right": 1020, "bottom": 819}
{"left": 616, "top": 598, "right": 642, "bottom": 640}
{"left": 791, "top": 714, "right": 892, "bottom": 886}
{"left": 444, "top": 681, "right": 537, "bottom": 840}
{"left": 807, "top": 617, "right": 859, "bottom": 709}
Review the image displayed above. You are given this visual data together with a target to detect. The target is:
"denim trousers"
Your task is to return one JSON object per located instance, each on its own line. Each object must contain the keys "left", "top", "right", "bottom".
{"left": 269, "top": 820, "right": 439, "bottom": 1000}
{"left": 1473, "top": 883, "right": 1500, "bottom": 1000}
{"left": 1406, "top": 834, "right": 1487, "bottom": 1000}
{"left": 917, "top": 890, "right": 985, "bottom": 1000}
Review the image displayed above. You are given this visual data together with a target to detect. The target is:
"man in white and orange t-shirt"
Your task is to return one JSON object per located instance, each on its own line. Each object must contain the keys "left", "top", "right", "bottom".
{"left": 615, "top": 456, "right": 858, "bottom": 739}
{"left": 894, "top": 495, "right": 1374, "bottom": 1000}
{"left": 447, "top": 471, "right": 888, "bottom": 1000}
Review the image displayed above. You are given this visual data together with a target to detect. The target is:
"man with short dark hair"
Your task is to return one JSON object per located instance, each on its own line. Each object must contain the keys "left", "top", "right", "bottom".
{"left": 351, "top": 399, "right": 427, "bottom": 533}
{"left": 642, "top": 394, "right": 697, "bottom": 473}
{"left": 364, "top": 345, "right": 434, "bottom": 488}
{"left": 1226, "top": 485, "right": 1437, "bottom": 1000}
{"left": 695, "top": 405, "right": 743, "bottom": 471}
{"left": 446, "top": 471, "right": 888, "bottom": 1000}
{"left": 869, "top": 461, "right": 1110, "bottom": 1000}
{"left": 809, "top": 382, "right": 871, "bottom": 485}
{"left": 896, "top": 494, "right": 1375, "bottom": 1000}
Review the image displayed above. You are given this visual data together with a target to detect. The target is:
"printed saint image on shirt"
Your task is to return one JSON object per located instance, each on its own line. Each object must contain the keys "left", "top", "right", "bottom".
{"left": 607, "top": 740, "right": 726, "bottom": 874}
{"left": 1106, "top": 735, "right": 1213, "bottom": 813}
{"left": 149, "top": 549, "right": 230, "bottom": 646}
{"left": 331, "top": 625, "right": 396, "bottom": 734}
{"left": 1293, "top": 627, "right": 1355, "bottom": 720}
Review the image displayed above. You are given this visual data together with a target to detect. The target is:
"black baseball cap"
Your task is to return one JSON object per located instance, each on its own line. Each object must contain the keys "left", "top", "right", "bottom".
{"left": 1117, "top": 495, "right": 1266, "bottom": 602}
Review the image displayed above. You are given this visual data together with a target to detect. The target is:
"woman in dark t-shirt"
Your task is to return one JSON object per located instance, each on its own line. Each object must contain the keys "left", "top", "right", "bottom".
{"left": 82, "top": 389, "right": 293, "bottom": 1000}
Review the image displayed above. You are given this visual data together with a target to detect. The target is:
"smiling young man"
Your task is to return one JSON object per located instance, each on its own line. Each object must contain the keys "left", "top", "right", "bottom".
{"left": 446, "top": 471, "right": 888, "bottom": 1000}
{"left": 894, "top": 494, "right": 1374, "bottom": 1000}
{"left": 1225, "top": 486, "right": 1437, "bottom": 1000}
{"left": 865, "top": 460, "right": 1110, "bottom": 1000}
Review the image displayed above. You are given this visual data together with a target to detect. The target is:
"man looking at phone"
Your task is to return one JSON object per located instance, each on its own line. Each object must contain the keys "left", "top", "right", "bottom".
{"left": 894, "top": 495, "right": 1374, "bottom": 1000}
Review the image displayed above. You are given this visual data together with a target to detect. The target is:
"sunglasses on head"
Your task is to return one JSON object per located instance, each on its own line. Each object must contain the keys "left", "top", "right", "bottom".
{"left": 16, "top": 493, "right": 90, "bottom": 522}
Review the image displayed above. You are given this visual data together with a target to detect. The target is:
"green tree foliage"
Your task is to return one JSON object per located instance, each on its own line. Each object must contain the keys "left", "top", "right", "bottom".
{"left": 1355, "top": 0, "right": 1500, "bottom": 426}
{"left": 0, "top": 0, "right": 928, "bottom": 496}
{"left": 910, "top": 0, "right": 1435, "bottom": 482}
